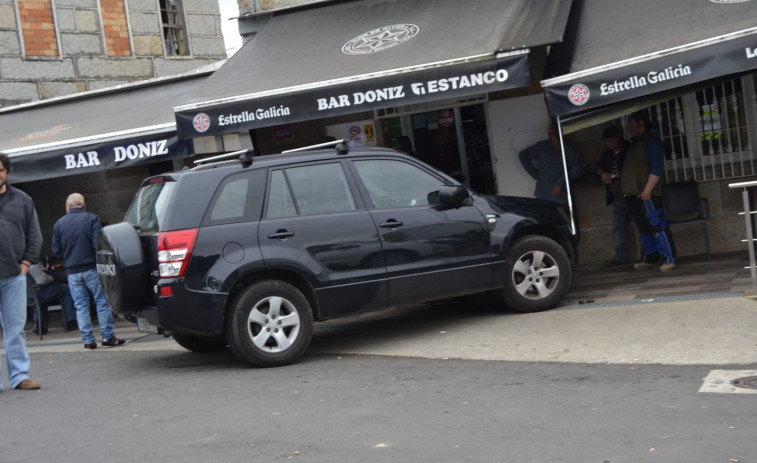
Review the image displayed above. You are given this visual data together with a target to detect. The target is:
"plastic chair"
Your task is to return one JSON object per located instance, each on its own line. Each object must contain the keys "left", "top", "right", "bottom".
{"left": 662, "top": 181, "right": 711, "bottom": 260}
{"left": 25, "top": 275, "right": 44, "bottom": 340}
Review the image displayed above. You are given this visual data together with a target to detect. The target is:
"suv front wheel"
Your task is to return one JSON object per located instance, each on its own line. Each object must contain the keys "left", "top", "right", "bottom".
{"left": 501, "top": 236, "right": 571, "bottom": 313}
{"left": 227, "top": 280, "right": 314, "bottom": 367}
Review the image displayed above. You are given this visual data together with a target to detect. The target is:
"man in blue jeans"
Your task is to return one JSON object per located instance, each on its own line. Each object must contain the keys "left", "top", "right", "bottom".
{"left": 0, "top": 152, "right": 42, "bottom": 391}
{"left": 52, "top": 193, "right": 125, "bottom": 349}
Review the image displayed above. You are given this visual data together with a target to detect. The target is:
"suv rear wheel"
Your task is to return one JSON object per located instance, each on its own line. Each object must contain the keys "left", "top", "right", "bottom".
{"left": 226, "top": 280, "right": 314, "bottom": 367}
{"left": 501, "top": 236, "right": 571, "bottom": 313}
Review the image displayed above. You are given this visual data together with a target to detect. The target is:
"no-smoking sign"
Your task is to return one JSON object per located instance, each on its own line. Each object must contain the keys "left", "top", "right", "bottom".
{"left": 438, "top": 109, "right": 454, "bottom": 127}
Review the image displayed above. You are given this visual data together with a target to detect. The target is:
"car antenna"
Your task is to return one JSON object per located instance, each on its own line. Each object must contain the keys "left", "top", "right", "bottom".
{"left": 282, "top": 139, "right": 349, "bottom": 155}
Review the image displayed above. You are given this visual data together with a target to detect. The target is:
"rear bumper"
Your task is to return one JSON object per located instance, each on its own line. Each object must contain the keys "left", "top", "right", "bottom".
{"left": 132, "top": 283, "right": 228, "bottom": 337}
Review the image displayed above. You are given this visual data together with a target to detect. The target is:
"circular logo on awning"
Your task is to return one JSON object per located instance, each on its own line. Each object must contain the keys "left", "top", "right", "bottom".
{"left": 342, "top": 24, "right": 420, "bottom": 55}
{"left": 193, "top": 113, "right": 211, "bottom": 133}
{"left": 568, "top": 83, "right": 590, "bottom": 106}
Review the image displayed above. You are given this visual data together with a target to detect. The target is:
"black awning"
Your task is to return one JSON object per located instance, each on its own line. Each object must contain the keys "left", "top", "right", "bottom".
{"left": 0, "top": 68, "right": 214, "bottom": 183}
{"left": 174, "top": 0, "right": 572, "bottom": 138}
{"left": 541, "top": 0, "right": 757, "bottom": 118}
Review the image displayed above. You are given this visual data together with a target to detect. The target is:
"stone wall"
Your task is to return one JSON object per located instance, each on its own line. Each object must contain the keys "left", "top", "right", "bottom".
{"left": 0, "top": 0, "right": 226, "bottom": 107}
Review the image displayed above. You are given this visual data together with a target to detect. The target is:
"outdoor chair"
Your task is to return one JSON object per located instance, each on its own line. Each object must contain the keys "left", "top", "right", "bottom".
{"left": 662, "top": 181, "right": 711, "bottom": 260}
{"left": 25, "top": 274, "right": 44, "bottom": 341}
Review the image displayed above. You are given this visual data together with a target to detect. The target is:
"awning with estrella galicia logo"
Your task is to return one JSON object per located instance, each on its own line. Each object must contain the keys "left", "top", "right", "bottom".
{"left": 541, "top": 0, "right": 757, "bottom": 120}
{"left": 173, "top": 0, "right": 573, "bottom": 138}
{"left": 0, "top": 66, "right": 220, "bottom": 183}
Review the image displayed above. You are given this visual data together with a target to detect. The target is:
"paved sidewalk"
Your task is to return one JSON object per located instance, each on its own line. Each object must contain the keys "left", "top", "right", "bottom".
{"left": 8, "top": 293, "right": 757, "bottom": 366}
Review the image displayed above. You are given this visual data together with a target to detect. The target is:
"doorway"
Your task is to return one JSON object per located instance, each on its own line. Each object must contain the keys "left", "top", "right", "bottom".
{"left": 383, "top": 103, "right": 496, "bottom": 194}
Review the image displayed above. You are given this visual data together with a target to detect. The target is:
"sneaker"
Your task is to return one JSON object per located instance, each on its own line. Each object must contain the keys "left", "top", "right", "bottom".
{"left": 65, "top": 320, "right": 79, "bottom": 331}
{"left": 633, "top": 261, "right": 657, "bottom": 270}
{"left": 605, "top": 257, "right": 630, "bottom": 267}
{"left": 84, "top": 343, "right": 97, "bottom": 350}
{"left": 659, "top": 262, "right": 676, "bottom": 273}
{"left": 102, "top": 337, "right": 125, "bottom": 347}
{"left": 14, "top": 379, "right": 41, "bottom": 390}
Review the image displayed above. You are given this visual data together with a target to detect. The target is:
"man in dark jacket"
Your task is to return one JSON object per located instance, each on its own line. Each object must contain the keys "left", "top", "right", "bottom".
{"left": 0, "top": 153, "right": 42, "bottom": 391}
{"left": 595, "top": 126, "right": 632, "bottom": 267}
{"left": 52, "top": 193, "right": 124, "bottom": 349}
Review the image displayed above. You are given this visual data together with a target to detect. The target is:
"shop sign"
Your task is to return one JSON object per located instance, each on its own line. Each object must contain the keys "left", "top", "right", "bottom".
{"left": 176, "top": 54, "right": 529, "bottom": 138}
{"left": 9, "top": 133, "right": 191, "bottom": 183}
{"left": 544, "top": 33, "right": 757, "bottom": 117}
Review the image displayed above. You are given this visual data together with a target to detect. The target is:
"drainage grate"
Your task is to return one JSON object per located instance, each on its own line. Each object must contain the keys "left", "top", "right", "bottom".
{"left": 731, "top": 376, "right": 757, "bottom": 390}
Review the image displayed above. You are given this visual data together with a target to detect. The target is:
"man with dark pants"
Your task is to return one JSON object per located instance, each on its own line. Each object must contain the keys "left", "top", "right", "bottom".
{"left": 623, "top": 111, "right": 676, "bottom": 272}
{"left": 52, "top": 193, "right": 124, "bottom": 349}
{"left": 596, "top": 126, "right": 632, "bottom": 267}
{"left": 0, "top": 152, "right": 42, "bottom": 391}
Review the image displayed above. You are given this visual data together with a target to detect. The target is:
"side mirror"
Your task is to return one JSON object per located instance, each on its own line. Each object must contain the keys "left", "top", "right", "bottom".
{"left": 438, "top": 185, "right": 470, "bottom": 207}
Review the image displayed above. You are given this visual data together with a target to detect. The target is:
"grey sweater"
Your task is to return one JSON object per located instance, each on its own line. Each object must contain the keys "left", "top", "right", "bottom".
{"left": 0, "top": 185, "right": 42, "bottom": 278}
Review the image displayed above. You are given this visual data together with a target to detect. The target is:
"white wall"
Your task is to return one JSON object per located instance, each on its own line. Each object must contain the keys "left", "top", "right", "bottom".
{"left": 488, "top": 94, "right": 552, "bottom": 197}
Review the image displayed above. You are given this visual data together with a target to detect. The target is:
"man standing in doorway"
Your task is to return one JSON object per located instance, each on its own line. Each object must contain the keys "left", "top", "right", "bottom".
{"left": 623, "top": 110, "right": 676, "bottom": 272}
{"left": 518, "top": 124, "right": 583, "bottom": 210}
{"left": 0, "top": 152, "right": 42, "bottom": 391}
{"left": 52, "top": 193, "right": 125, "bottom": 349}
{"left": 596, "top": 126, "right": 632, "bottom": 267}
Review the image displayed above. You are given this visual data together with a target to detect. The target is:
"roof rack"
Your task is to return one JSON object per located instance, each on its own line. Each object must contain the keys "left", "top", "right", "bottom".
{"left": 193, "top": 148, "right": 254, "bottom": 166}
{"left": 282, "top": 139, "right": 349, "bottom": 155}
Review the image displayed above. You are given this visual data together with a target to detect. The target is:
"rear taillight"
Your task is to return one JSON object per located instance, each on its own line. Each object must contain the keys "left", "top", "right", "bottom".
{"left": 157, "top": 229, "right": 198, "bottom": 278}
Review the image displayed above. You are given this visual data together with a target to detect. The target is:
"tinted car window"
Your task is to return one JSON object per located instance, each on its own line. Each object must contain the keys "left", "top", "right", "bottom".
{"left": 266, "top": 163, "right": 356, "bottom": 218}
{"left": 266, "top": 170, "right": 297, "bottom": 219}
{"left": 287, "top": 163, "right": 356, "bottom": 215}
{"left": 203, "top": 169, "right": 266, "bottom": 226}
{"left": 353, "top": 159, "right": 444, "bottom": 208}
{"left": 124, "top": 179, "right": 175, "bottom": 232}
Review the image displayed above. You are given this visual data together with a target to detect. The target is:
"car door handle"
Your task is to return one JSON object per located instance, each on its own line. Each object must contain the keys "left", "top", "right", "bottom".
{"left": 268, "top": 230, "right": 295, "bottom": 240}
{"left": 379, "top": 220, "right": 403, "bottom": 229}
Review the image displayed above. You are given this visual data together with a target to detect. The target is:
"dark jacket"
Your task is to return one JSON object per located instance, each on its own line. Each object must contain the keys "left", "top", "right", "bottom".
{"left": 52, "top": 208, "right": 102, "bottom": 275}
{"left": 595, "top": 140, "right": 630, "bottom": 205}
{"left": 0, "top": 186, "right": 42, "bottom": 278}
{"left": 622, "top": 131, "right": 665, "bottom": 197}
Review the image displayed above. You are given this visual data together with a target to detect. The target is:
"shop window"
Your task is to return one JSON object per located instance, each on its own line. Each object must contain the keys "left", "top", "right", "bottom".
{"left": 160, "top": 0, "right": 190, "bottom": 56}
{"left": 639, "top": 75, "right": 757, "bottom": 182}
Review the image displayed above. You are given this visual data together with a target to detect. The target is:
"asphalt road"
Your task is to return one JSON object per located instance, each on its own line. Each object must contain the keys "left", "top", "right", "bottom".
{"left": 1, "top": 349, "right": 755, "bottom": 463}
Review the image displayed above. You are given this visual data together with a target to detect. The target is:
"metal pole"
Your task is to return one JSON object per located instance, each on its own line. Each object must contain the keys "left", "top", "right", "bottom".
{"left": 555, "top": 116, "right": 577, "bottom": 235}
{"left": 741, "top": 187, "right": 757, "bottom": 294}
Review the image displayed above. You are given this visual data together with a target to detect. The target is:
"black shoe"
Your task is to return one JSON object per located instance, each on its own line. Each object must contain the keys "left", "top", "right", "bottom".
{"left": 65, "top": 320, "right": 79, "bottom": 331}
{"left": 102, "top": 337, "right": 125, "bottom": 347}
{"left": 31, "top": 322, "right": 48, "bottom": 335}
{"left": 604, "top": 257, "right": 630, "bottom": 267}
{"left": 84, "top": 343, "right": 97, "bottom": 350}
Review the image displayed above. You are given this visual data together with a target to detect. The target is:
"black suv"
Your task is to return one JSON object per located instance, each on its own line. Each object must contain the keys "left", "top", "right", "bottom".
{"left": 97, "top": 143, "right": 576, "bottom": 367}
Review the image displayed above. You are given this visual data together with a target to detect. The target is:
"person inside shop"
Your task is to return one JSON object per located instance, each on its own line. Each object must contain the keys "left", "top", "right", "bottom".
{"left": 52, "top": 193, "right": 125, "bottom": 349}
{"left": 518, "top": 123, "right": 583, "bottom": 214}
{"left": 394, "top": 135, "right": 416, "bottom": 157}
{"left": 27, "top": 263, "right": 77, "bottom": 334}
{"left": 623, "top": 110, "right": 676, "bottom": 272}
{"left": 0, "top": 152, "right": 42, "bottom": 391}
{"left": 595, "top": 125, "right": 632, "bottom": 267}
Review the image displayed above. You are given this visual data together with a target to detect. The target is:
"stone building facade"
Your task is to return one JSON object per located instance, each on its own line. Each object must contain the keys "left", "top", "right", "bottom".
{"left": 0, "top": 0, "right": 227, "bottom": 107}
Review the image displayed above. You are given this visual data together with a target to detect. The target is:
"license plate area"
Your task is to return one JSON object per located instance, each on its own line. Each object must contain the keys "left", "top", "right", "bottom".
{"left": 137, "top": 317, "right": 159, "bottom": 334}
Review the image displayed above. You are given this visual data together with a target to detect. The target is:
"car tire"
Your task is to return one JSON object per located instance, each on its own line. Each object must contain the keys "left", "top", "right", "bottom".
{"left": 96, "top": 222, "right": 146, "bottom": 315}
{"left": 172, "top": 334, "right": 227, "bottom": 353}
{"left": 500, "top": 235, "right": 571, "bottom": 313}
{"left": 226, "top": 280, "right": 314, "bottom": 367}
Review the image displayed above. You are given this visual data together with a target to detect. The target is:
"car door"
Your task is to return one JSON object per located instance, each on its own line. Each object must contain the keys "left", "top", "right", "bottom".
{"left": 350, "top": 158, "right": 492, "bottom": 306}
{"left": 257, "top": 161, "right": 388, "bottom": 319}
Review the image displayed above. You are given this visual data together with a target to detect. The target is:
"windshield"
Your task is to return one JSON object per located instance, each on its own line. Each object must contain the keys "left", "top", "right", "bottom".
{"left": 124, "top": 180, "right": 175, "bottom": 233}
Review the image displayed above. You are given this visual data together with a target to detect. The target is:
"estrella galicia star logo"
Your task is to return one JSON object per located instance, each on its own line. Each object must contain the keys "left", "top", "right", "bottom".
{"left": 568, "top": 83, "right": 590, "bottom": 106}
{"left": 342, "top": 24, "right": 420, "bottom": 55}
{"left": 193, "top": 113, "right": 211, "bottom": 133}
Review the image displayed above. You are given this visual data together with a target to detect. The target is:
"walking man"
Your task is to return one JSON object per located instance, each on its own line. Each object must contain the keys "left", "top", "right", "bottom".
{"left": 0, "top": 152, "right": 42, "bottom": 391}
{"left": 52, "top": 193, "right": 125, "bottom": 349}
{"left": 622, "top": 110, "right": 676, "bottom": 272}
